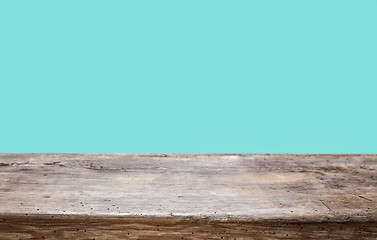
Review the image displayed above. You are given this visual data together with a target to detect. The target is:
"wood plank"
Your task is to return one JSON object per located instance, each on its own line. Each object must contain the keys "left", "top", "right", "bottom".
{"left": 0, "top": 154, "right": 376, "bottom": 239}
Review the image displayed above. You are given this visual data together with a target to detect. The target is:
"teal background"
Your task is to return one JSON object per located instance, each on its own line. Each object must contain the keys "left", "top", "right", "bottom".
{"left": 0, "top": 0, "right": 376, "bottom": 153}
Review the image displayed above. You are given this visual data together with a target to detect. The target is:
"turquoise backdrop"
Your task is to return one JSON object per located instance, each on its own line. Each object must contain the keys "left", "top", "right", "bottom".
{"left": 1, "top": 0, "right": 376, "bottom": 153}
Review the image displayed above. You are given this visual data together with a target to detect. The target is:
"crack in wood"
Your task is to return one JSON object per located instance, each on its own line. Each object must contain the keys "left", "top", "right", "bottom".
{"left": 319, "top": 200, "right": 332, "bottom": 212}
{"left": 358, "top": 195, "right": 373, "bottom": 202}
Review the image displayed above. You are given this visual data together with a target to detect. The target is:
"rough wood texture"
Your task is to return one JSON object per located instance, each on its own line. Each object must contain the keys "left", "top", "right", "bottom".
{"left": 0, "top": 154, "right": 376, "bottom": 239}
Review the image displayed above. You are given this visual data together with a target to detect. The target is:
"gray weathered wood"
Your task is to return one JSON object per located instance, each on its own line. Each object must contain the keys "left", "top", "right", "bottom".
{"left": 0, "top": 154, "right": 376, "bottom": 239}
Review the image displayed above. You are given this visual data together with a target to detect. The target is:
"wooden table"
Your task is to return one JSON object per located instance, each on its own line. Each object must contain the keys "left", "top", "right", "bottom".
{"left": 0, "top": 154, "right": 376, "bottom": 239}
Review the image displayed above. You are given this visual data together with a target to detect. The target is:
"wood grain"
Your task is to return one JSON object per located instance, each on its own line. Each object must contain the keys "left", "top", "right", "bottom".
{"left": 0, "top": 154, "right": 376, "bottom": 239}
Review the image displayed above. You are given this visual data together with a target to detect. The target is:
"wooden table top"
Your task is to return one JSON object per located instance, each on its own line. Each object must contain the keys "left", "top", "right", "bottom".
{"left": 1, "top": 154, "right": 376, "bottom": 239}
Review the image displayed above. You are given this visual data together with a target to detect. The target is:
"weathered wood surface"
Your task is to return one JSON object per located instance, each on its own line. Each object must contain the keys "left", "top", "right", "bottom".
{"left": 0, "top": 154, "right": 376, "bottom": 239}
